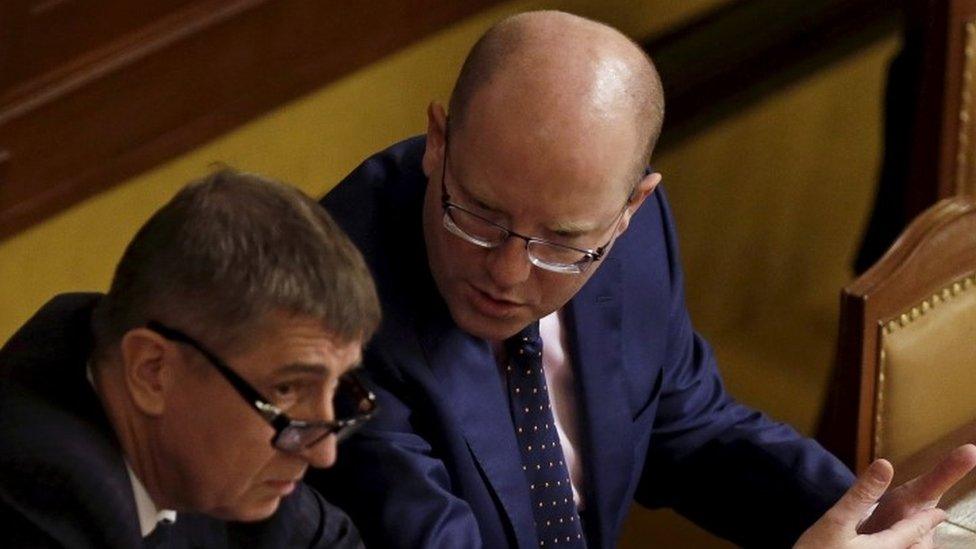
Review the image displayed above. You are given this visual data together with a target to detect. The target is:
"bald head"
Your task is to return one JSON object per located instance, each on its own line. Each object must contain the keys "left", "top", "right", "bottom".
{"left": 448, "top": 11, "right": 664, "bottom": 178}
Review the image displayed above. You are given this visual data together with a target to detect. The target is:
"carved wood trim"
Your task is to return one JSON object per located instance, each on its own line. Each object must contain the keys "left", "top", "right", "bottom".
{"left": 955, "top": 18, "right": 976, "bottom": 194}
{"left": 913, "top": 0, "right": 976, "bottom": 210}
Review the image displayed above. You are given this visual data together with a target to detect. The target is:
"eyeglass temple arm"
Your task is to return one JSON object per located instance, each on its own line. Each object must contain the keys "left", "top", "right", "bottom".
{"left": 145, "top": 321, "right": 283, "bottom": 420}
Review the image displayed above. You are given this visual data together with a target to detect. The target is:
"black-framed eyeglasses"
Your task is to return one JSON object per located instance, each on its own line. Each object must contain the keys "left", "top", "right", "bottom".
{"left": 146, "top": 320, "right": 377, "bottom": 453}
{"left": 439, "top": 123, "right": 628, "bottom": 275}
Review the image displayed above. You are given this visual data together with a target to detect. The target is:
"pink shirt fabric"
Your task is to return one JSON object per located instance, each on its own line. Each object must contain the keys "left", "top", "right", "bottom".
{"left": 539, "top": 310, "right": 585, "bottom": 509}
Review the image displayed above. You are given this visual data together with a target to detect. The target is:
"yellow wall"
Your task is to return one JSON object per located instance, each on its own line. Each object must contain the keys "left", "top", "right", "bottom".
{"left": 0, "top": 1, "right": 897, "bottom": 546}
{"left": 666, "top": 36, "right": 901, "bottom": 433}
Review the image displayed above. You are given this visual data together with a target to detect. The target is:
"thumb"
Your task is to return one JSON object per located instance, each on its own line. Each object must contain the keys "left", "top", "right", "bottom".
{"left": 830, "top": 459, "right": 895, "bottom": 528}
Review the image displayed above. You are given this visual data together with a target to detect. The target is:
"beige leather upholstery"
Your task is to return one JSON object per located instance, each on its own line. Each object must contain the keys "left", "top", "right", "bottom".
{"left": 876, "top": 274, "right": 976, "bottom": 464}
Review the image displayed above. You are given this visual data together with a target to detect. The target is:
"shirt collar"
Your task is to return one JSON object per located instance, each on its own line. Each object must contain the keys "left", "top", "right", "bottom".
{"left": 125, "top": 461, "right": 177, "bottom": 537}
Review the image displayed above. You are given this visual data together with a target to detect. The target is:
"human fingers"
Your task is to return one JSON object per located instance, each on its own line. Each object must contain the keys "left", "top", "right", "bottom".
{"left": 869, "top": 508, "right": 945, "bottom": 548}
{"left": 904, "top": 444, "right": 976, "bottom": 504}
{"left": 828, "top": 459, "right": 895, "bottom": 529}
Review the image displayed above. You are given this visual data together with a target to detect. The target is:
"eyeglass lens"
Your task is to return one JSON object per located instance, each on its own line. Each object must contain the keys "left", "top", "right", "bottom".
{"left": 445, "top": 207, "right": 593, "bottom": 273}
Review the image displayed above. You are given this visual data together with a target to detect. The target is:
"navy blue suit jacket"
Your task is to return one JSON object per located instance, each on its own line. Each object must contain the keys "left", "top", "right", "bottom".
{"left": 310, "top": 137, "right": 855, "bottom": 548}
{"left": 0, "top": 293, "right": 362, "bottom": 548}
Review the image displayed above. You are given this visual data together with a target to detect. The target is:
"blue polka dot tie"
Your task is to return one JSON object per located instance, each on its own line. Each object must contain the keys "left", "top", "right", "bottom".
{"left": 505, "top": 322, "right": 586, "bottom": 548}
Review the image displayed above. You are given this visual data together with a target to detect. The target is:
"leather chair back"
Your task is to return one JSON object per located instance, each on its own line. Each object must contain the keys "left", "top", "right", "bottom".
{"left": 822, "top": 196, "right": 976, "bottom": 473}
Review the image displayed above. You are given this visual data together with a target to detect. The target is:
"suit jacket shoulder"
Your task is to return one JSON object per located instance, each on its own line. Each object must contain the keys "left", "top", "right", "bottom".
{"left": 0, "top": 293, "right": 139, "bottom": 548}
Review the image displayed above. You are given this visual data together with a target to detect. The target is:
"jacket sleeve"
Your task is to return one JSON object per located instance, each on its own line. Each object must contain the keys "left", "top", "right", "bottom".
{"left": 306, "top": 366, "right": 484, "bottom": 549}
{"left": 312, "top": 137, "right": 487, "bottom": 548}
{"left": 632, "top": 188, "right": 856, "bottom": 547}
{"left": 0, "top": 499, "right": 61, "bottom": 548}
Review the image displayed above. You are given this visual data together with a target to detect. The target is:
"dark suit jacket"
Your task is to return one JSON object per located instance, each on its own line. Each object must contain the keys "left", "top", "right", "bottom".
{"left": 0, "top": 293, "right": 361, "bottom": 549}
{"left": 310, "top": 137, "right": 855, "bottom": 548}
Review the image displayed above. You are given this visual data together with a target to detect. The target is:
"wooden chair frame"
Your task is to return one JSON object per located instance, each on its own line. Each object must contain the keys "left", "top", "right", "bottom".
{"left": 822, "top": 195, "right": 976, "bottom": 473}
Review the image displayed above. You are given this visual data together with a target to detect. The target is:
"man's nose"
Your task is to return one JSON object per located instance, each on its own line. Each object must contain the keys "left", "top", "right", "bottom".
{"left": 299, "top": 397, "right": 339, "bottom": 468}
{"left": 486, "top": 236, "right": 532, "bottom": 287}
{"left": 301, "top": 434, "right": 338, "bottom": 469}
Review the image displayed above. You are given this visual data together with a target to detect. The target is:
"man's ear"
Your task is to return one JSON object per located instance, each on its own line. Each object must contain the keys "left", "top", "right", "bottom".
{"left": 617, "top": 171, "right": 662, "bottom": 234}
{"left": 119, "top": 328, "right": 173, "bottom": 416}
{"left": 422, "top": 102, "right": 448, "bottom": 178}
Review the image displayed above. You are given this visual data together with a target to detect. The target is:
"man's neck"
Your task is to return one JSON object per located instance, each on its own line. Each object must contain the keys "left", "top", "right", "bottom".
{"left": 89, "top": 360, "right": 177, "bottom": 513}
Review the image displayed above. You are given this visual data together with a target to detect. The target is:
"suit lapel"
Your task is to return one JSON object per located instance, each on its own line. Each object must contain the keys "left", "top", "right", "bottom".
{"left": 565, "top": 256, "right": 634, "bottom": 546}
{"left": 390, "top": 168, "right": 537, "bottom": 547}
{"left": 420, "top": 313, "right": 537, "bottom": 549}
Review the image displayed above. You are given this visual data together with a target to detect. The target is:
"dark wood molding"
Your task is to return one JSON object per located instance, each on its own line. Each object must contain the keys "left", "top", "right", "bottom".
{"left": 896, "top": 0, "right": 976, "bottom": 221}
{"left": 0, "top": 0, "right": 503, "bottom": 241}
{"left": 1, "top": 0, "right": 906, "bottom": 241}
{"left": 645, "top": 0, "right": 901, "bottom": 150}
{"left": 0, "top": 149, "right": 9, "bottom": 190}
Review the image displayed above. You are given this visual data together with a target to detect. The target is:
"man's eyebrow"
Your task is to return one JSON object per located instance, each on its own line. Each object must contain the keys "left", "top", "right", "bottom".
{"left": 453, "top": 175, "right": 506, "bottom": 214}
{"left": 546, "top": 220, "right": 600, "bottom": 237}
{"left": 272, "top": 361, "right": 364, "bottom": 377}
{"left": 471, "top": 195, "right": 505, "bottom": 214}
{"left": 272, "top": 363, "right": 329, "bottom": 376}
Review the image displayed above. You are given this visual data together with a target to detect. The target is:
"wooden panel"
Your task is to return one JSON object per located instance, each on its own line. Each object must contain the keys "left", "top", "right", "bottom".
{"left": 0, "top": 0, "right": 503, "bottom": 240}
{"left": 0, "top": 149, "right": 9, "bottom": 189}
{"left": 902, "top": 0, "right": 976, "bottom": 216}
{"left": 944, "top": 0, "right": 976, "bottom": 196}
{"left": 0, "top": 0, "right": 198, "bottom": 100}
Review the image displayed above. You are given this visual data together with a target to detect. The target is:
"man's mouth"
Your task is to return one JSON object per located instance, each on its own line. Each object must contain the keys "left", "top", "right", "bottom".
{"left": 467, "top": 283, "right": 524, "bottom": 317}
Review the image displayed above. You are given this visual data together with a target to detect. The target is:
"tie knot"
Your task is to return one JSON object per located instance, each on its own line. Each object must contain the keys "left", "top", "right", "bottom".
{"left": 505, "top": 322, "right": 542, "bottom": 359}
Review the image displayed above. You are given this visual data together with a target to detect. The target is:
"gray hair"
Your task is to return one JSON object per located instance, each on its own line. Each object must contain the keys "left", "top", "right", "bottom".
{"left": 92, "top": 169, "right": 380, "bottom": 357}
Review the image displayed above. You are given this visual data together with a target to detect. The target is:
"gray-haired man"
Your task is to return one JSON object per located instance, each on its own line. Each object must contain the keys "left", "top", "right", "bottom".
{"left": 0, "top": 170, "right": 380, "bottom": 548}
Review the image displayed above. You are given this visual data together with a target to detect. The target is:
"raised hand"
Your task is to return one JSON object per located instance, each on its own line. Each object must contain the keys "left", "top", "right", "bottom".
{"left": 858, "top": 444, "right": 976, "bottom": 536}
{"left": 794, "top": 458, "right": 946, "bottom": 548}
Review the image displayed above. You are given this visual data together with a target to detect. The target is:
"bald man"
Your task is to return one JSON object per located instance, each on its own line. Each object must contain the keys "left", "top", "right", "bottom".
{"left": 308, "top": 11, "right": 976, "bottom": 548}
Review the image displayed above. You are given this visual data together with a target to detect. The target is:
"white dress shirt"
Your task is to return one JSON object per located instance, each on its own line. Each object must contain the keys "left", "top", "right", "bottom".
{"left": 125, "top": 461, "right": 177, "bottom": 537}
